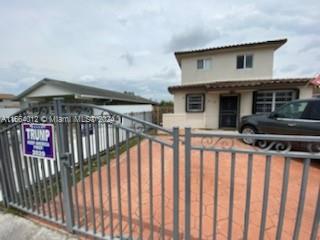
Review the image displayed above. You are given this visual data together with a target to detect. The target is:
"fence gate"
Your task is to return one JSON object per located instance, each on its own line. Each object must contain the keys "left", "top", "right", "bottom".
{"left": 0, "top": 99, "right": 180, "bottom": 239}
{"left": 0, "top": 99, "right": 319, "bottom": 240}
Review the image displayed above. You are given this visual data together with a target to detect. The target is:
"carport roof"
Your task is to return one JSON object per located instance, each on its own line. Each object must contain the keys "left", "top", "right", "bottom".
{"left": 168, "top": 78, "right": 313, "bottom": 93}
{"left": 16, "top": 78, "right": 157, "bottom": 104}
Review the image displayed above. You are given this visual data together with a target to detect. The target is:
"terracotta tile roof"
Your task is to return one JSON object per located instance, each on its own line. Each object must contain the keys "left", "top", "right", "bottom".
{"left": 0, "top": 93, "right": 15, "bottom": 100}
{"left": 168, "top": 78, "right": 312, "bottom": 93}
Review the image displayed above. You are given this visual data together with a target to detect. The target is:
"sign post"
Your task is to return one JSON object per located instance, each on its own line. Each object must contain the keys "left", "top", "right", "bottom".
{"left": 53, "top": 98, "right": 74, "bottom": 232}
{"left": 22, "top": 123, "right": 55, "bottom": 160}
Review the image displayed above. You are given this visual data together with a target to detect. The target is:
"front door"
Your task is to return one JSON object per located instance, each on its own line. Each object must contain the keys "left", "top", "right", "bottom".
{"left": 219, "top": 95, "right": 239, "bottom": 128}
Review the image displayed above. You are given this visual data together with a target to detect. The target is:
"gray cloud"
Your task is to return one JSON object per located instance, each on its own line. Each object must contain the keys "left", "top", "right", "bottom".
{"left": 165, "top": 26, "right": 221, "bottom": 52}
{"left": 0, "top": 0, "right": 319, "bottom": 100}
{"left": 299, "top": 39, "right": 320, "bottom": 53}
{"left": 0, "top": 62, "right": 43, "bottom": 93}
{"left": 120, "top": 52, "right": 135, "bottom": 66}
{"left": 299, "top": 67, "right": 319, "bottom": 76}
{"left": 223, "top": 3, "right": 319, "bottom": 37}
{"left": 106, "top": 79, "right": 173, "bottom": 101}
{"left": 279, "top": 64, "right": 299, "bottom": 74}
{"left": 71, "top": 67, "right": 179, "bottom": 101}
{"left": 117, "top": 16, "right": 128, "bottom": 26}
{"left": 100, "top": 66, "right": 108, "bottom": 71}
{"left": 152, "top": 67, "right": 177, "bottom": 80}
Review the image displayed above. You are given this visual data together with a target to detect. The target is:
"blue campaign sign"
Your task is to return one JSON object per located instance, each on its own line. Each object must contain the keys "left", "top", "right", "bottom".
{"left": 22, "top": 123, "right": 55, "bottom": 160}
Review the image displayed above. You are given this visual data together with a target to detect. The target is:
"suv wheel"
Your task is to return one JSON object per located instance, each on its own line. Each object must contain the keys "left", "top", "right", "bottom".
{"left": 241, "top": 126, "right": 257, "bottom": 145}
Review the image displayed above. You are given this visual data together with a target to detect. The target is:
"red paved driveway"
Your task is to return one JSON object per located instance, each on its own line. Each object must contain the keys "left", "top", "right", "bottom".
{"left": 69, "top": 137, "right": 320, "bottom": 239}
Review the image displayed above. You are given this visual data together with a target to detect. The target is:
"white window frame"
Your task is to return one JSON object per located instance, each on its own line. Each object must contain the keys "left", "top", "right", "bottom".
{"left": 254, "top": 90, "right": 297, "bottom": 114}
{"left": 186, "top": 94, "right": 205, "bottom": 112}
{"left": 197, "top": 58, "right": 212, "bottom": 70}
{"left": 237, "top": 54, "right": 253, "bottom": 69}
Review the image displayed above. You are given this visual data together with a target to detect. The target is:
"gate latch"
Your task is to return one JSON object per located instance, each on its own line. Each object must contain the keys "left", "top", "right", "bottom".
{"left": 61, "top": 152, "right": 72, "bottom": 168}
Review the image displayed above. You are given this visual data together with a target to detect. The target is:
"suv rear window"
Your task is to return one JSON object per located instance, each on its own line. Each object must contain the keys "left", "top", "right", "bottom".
{"left": 302, "top": 101, "right": 320, "bottom": 120}
{"left": 276, "top": 101, "right": 308, "bottom": 119}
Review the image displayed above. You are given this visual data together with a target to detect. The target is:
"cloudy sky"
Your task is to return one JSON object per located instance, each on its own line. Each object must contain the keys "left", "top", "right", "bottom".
{"left": 0, "top": 0, "right": 319, "bottom": 101}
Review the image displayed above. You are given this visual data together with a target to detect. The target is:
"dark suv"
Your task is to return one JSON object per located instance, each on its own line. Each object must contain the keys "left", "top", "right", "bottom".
{"left": 239, "top": 98, "right": 320, "bottom": 144}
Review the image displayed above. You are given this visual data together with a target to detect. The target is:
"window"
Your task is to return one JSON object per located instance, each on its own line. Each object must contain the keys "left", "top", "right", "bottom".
{"left": 302, "top": 101, "right": 320, "bottom": 120}
{"left": 255, "top": 91, "right": 273, "bottom": 113}
{"left": 254, "top": 90, "right": 298, "bottom": 114}
{"left": 237, "top": 54, "right": 253, "bottom": 69}
{"left": 275, "top": 101, "right": 308, "bottom": 119}
{"left": 275, "top": 91, "right": 296, "bottom": 109}
{"left": 186, "top": 94, "right": 204, "bottom": 112}
{"left": 197, "top": 59, "right": 204, "bottom": 69}
{"left": 246, "top": 55, "right": 253, "bottom": 68}
{"left": 237, "top": 55, "right": 244, "bottom": 69}
{"left": 197, "top": 59, "right": 211, "bottom": 70}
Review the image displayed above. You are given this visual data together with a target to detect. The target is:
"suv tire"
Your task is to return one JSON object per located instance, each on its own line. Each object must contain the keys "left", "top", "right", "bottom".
{"left": 241, "top": 125, "right": 257, "bottom": 145}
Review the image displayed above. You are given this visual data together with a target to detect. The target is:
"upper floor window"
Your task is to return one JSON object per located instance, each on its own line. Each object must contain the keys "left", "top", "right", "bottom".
{"left": 197, "top": 58, "right": 211, "bottom": 70}
{"left": 237, "top": 54, "right": 253, "bottom": 69}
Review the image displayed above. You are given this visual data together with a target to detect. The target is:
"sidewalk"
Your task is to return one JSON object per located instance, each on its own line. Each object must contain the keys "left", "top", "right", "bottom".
{"left": 0, "top": 210, "right": 77, "bottom": 240}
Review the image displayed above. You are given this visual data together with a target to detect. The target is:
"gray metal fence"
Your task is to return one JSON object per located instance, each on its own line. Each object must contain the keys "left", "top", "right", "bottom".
{"left": 0, "top": 100, "right": 319, "bottom": 239}
{"left": 184, "top": 129, "right": 320, "bottom": 240}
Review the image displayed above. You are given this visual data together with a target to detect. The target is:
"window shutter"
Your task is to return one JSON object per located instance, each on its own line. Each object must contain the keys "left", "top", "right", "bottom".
{"left": 294, "top": 88, "right": 300, "bottom": 99}
{"left": 252, "top": 91, "right": 257, "bottom": 114}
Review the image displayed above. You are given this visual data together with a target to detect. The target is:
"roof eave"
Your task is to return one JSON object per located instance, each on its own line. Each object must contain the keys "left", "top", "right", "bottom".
{"left": 168, "top": 78, "right": 312, "bottom": 93}
{"left": 77, "top": 94, "right": 157, "bottom": 105}
{"left": 174, "top": 39, "right": 287, "bottom": 67}
{"left": 15, "top": 78, "right": 156, "bottom": 105}
{"left": 15, "top": 79, "right": 48, "bottom": 100}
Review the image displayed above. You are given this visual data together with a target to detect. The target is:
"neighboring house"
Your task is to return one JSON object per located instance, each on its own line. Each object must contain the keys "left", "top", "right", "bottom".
{"left": 0, "top": 94, "right": 20, "bottom": 108}
{"left": 0, "top": 94, "right": 20, "bottom": 118}
{"left": 16, "top": 78, "right": 156, "bottom": 108}
{"left": 12, "top": 78, "right": 156, "bottom": 124}
{"left": 163, "top": 39, "right": 317, "bottom": 129}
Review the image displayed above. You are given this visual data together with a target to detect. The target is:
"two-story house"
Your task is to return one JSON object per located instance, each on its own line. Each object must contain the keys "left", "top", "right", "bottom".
{"left": 163, "top": 39, "right": 316, "bottom": 129}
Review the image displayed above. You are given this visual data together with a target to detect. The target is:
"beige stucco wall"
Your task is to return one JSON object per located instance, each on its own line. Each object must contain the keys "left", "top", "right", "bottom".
{"left": 173, "top": 92, "right": 186, "bottom": 113}
{"left": 163, "top": 113, "right": 205, "bottom": 128}
{"left": 163, "top": 86, "right": 315, "bottom": 129}
{"left": 204, "top": 92, "right": 220, "bottom": 128}
{"left": 298, "top": 85, "right": 314, "bottom": 99}
{"left": 27, "top": 84, "right": 73, "bottom": 98}
{"left": 163, "top": 90, "right": 254, "bottom": 129}
{"left": 240, "top": 91, "right": 253, "bottom": 117}
{"left": 181, "top": 48, "right": 274, "bottom": 85}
